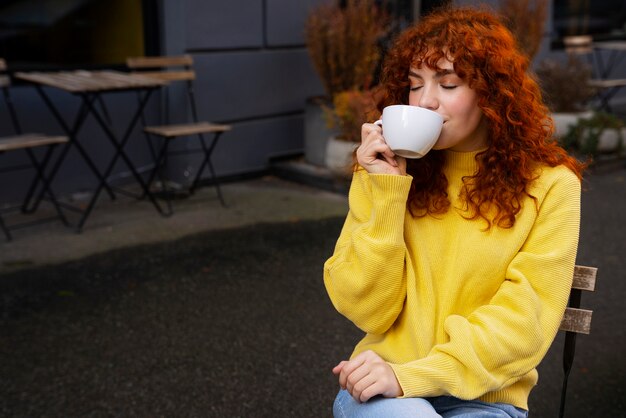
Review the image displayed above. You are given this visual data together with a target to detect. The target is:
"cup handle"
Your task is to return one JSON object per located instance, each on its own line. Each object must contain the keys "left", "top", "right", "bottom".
{"left": 374, "top": 119, "right": 383, "bottom": 127}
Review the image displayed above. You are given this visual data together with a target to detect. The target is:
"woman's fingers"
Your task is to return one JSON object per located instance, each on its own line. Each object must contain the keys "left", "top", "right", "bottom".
{"left": 357, "top": 123, "right": 403, "bottom": 174}
{"left": 335, "top": 351, "right": 404, "bottom": 402}
{"left": 361, "top": 122, "right": 382, "bottom": 140}
{"left": 332, "top": 361, "right": 347, "bottom": 376}
{"left": 350, "top": 371, "right": 377, "bottom": 402}
{"left": 337, "top": 356, "right": 366, "bottom": 389}
{"left": 344, "top": 361, "right": 371, "bottom": 395}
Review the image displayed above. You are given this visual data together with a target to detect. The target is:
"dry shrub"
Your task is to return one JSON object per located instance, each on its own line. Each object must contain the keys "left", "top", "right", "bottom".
{"left": 305, "top": 0, "right": 390, "bottom": 99}
{"left": 325, "top": 89, "right": 380, "bottom": 142}
{"left": 535, "top": 56, "right": 596, "bottom": 112}
{"left": 499, "top": 0, "right": 549, "bottom": 60}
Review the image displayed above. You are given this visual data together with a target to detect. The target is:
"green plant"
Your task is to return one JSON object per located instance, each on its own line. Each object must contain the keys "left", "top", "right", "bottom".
{"left": 535, "top": 57, "right": 597, "bottom": 112}
{"left": 305, "top": 0, "right": 390, "bottom": 99}
{"left": 562, "top": 112, "right": 624, "bottom": 156}
{"left": 324, "top": 89, "right": 379, "bottom": 142}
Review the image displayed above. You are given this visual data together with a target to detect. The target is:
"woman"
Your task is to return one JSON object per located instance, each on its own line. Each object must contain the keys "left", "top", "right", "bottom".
{"left": 324, "top": 6, "right": 585, "bottom": 418}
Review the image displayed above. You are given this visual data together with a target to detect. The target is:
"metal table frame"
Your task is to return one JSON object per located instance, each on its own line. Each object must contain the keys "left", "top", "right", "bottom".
{"left": 15, "top": 70, "right": 170, "bottom": 232}
{"left": 590, "top": 41, "right": 626, "bottom": 112}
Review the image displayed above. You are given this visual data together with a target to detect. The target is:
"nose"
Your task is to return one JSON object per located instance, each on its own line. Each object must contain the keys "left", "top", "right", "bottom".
{"left": 418, "top": 84, "right": 439, "bottom": 110}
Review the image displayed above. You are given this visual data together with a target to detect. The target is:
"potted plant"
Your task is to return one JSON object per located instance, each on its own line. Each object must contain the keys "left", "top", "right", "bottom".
{"left": 535, "top": 56, "right": 597, "bottom": 139}
{"left": 303, "top": 0, "right": 389, "bottom": 166}
{"left": 562, "top": 111, "right": 625, "bottom": 158}
{"left": 323, "top": 89, "right": 379, "bottom": 175}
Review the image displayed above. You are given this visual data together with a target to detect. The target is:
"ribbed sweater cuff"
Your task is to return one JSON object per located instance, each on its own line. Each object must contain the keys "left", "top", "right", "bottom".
{"left": 389, "top": 353, "right": 456, "bottom": 399}
{"left": 363, "top": 173, "right": 411, "bottom": 243}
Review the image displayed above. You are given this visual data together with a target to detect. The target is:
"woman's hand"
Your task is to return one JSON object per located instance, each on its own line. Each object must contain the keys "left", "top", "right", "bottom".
{"left": 332, "top": 350, "right": 403, "bottom": 403}
{"left": 356, "top": 123, "right": 407, "bottom": 176}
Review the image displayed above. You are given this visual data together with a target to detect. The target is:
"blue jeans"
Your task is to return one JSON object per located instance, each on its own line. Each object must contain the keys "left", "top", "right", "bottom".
{"left": 333, "top": 389, "right": 528, "bottom": 418}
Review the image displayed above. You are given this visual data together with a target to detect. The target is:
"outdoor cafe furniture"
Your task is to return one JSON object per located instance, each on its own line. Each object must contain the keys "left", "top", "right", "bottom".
{"left": 1, "top": 58, "right": 69, "bottom": 241}
{"left": 126, "top": 55, "right": 231, "bottom": 214}
{"left": 14, "top": 69, "right": 169, "bottom": 232}
{"left": 590, "top": 40, "right": 626, "bottom": 112}
{"left": 564, "top": 36, "right": 626, "bottom": 112}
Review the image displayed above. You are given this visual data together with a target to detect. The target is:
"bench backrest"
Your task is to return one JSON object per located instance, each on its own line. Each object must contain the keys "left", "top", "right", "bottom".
{"left": 559, "top": 265, "right": 597, "bottom": 334}
{"left": 558, "top": 264, "right": 597, "bottom": 418}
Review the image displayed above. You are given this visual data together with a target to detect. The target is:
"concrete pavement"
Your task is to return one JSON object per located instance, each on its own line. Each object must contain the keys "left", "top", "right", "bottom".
{"left": 0, "top": 175, "right": 349, "bottom": 273}
{"left": 1, "top": 164, "right": 625, "bottom": 417}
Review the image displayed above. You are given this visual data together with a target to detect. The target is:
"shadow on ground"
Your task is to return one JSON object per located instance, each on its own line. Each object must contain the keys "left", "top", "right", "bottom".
{"left": 1, "top": 165, "right": 625, "bottom": 417}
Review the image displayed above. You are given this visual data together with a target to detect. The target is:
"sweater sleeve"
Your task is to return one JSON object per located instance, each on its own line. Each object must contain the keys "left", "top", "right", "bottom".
{"left": 324, "top": 169, "right": 413, "bottom": 335}
{"left": 390, "top": 167, "right": 581, "bottom": 400}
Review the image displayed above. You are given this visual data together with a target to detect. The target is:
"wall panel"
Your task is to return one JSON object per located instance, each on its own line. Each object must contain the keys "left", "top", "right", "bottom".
{"left": 184, "top": 0, "right": 264, "bottom": 49}
{"left": 266, "top": 0, "right": 321, "bottom": 46}
{"left": 192, "top": 50, "right": 323, "bottom": 122}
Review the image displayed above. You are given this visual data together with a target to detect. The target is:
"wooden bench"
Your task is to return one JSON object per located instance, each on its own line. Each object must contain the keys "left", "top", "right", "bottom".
{"left": 557, "top": 264, "right": 598, "bottom": 418}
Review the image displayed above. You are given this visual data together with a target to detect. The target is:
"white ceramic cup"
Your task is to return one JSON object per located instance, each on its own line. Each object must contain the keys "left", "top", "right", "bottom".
{"left": 374, "top": 105, "right": 443, "bottom": 158}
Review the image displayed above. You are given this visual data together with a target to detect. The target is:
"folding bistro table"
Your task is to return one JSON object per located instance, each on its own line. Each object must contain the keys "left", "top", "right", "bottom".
{"left": 590, "top": 41, "right": 626, "bottom": 112}
{"left": 15, "top": 70, "right": 169, "bottom": 232}
{"left": 591, "top": 41, "right": 626, "bottom": 79}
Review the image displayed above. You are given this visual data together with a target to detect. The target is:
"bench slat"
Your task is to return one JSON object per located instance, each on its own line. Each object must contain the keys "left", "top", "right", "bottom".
{"left": 127, "top": 55, "right": 193, "bottom": 69}
{"left": 144, "top": 122, "right": 231, "bottom": 138}
{"left": 589, "top": 78, "right": 626, "bottom": 89}
{"left": 130, "top": 70, "right": 195, "bottom": 81}
{"left": 573, "top": 265, "right": 597, "bottom": 291}
{"left": 0, "top": 134, "right": 68, "bottom": 151}
{"left": 560, "top": 307, "right": 593, "bottom": 334}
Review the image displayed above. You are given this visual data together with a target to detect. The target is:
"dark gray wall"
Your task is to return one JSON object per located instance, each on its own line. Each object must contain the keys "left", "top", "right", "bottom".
{"left": 158, "top": 0, "right": 325, "bottom": 184}
{"left": 1, "top": 0, "right": 326, "bottom": 204}
{"left": 2, "top": 0, "right": 624, "bottom": 204}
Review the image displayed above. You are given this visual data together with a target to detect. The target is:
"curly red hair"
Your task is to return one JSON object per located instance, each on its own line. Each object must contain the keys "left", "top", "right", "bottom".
{"left": 377, "top": 6, "right": 585, "bottom": 228}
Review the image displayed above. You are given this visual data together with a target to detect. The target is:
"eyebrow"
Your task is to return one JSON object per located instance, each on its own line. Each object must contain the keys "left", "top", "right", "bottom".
{"left": 408, "top": 69, "right": 456, "bottom": 79}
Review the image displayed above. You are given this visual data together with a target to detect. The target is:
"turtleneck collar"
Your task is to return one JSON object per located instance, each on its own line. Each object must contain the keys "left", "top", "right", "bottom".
{"left": 443, "top": 149, "right": 485, "bottom": 177}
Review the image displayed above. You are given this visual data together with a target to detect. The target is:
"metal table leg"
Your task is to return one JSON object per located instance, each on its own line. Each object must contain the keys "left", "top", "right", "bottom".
{"left": 74, "top": 90, "right": 167, "bottom": 232}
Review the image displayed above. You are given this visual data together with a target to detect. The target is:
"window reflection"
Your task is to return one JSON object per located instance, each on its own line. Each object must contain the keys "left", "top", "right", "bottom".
{"left": 0, "top": 0, "right": 153, "bottom": 70}
{"left": 553, "top": 0, "right": 626, "bottom": 43}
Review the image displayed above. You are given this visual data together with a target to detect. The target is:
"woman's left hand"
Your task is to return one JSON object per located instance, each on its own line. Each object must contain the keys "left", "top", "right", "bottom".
{"left": 332, "top": 350, "right": 403, "bottom": 403}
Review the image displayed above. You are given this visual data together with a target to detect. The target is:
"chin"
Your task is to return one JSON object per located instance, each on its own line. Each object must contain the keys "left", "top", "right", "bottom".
{"left": 431, "top": 139, "right": 448, "bottom": 151}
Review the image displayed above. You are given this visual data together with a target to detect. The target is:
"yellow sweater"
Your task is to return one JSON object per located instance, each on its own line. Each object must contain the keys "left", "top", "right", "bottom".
{"left": 324, "top": 150, "right": 581, "bottom": 410}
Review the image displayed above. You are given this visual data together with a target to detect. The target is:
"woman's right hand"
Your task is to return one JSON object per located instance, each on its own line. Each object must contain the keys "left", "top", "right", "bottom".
{"left": 356, "top": 123, "right": 407, "bottom": 176}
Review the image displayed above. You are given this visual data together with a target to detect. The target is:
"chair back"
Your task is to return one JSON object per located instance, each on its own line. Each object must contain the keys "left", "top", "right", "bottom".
{"left": 0, "top": 58, "right": 22, "bottom": 134}
{"left": 558, "top": 264, "right": 597, "bottom": 418}
{"left": 559, "top": 265, "right": 596, "bottom": 334}
{"left": 126, "top": 55, "right": 200, "bottom": 122}
{"left": 126, "top": 55, "right": 195, "bottom": 81}
{"left": 563, "top": 35, "right": 593, "bottom": 55}
{"left": 0, "top": 58, "right": 9, "bottom": 88}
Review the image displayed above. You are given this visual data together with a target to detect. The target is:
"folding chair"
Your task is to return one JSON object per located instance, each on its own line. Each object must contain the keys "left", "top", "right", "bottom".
{"left": 126, "top": 55, "right": 231, "bottom": 215}
{"left": 563, "top": 35, "right": 626, "bottom": 112}
{"left": 0, "top": 58, "right": 69, "bottom": 240}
